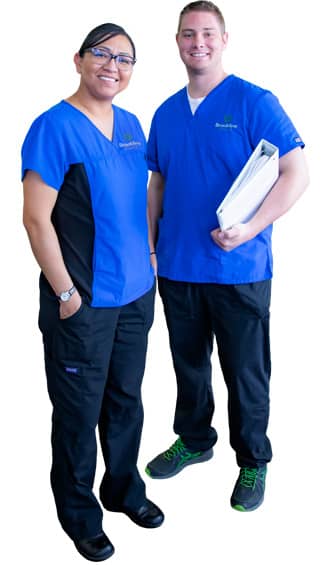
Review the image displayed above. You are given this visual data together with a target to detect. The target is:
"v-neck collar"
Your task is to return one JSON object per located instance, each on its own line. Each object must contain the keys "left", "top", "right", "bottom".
{"left": 62, "top": 100, "right": 116, "bottom": 144}
{"left": 183, "top": 74, "right": 234, "bottom": 118}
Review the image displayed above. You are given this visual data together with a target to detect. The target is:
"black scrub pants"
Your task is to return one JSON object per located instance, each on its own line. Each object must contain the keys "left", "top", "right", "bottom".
{"left": 39, "top": 283, "right": 155, "bottom": 542}
{"left": 158, "top": 277, "right": 272, "bottom": 468}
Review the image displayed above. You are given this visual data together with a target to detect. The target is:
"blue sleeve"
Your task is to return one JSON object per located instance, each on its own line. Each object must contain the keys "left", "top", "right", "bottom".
{"left": 147, "top": 114, "right": 161, "bottom": 173}
{"left": 133, "top": 113, "right": 147, "bottom": 153}
{"left": 21, "top": 112, "right": 69, "bottom": 190}
{"left": 249, "top": 91, "right": 305, "bottom": 157}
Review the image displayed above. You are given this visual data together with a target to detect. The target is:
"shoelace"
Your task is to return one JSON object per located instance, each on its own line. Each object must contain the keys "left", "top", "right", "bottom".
{"left": 238, "top": 467, "right": 259, "bottom": 489}
{"left": 163, "top": 438, "right": 187, "bottom": 461}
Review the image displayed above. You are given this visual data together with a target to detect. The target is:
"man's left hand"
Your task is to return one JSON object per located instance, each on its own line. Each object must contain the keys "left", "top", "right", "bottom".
{"left": 210, "top": 223, "right": 252, "bottom": 251}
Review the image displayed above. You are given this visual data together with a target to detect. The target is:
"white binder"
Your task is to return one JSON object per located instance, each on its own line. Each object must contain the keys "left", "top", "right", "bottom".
{"left": 216, "top": 139, "right": 279, "bottom": 230}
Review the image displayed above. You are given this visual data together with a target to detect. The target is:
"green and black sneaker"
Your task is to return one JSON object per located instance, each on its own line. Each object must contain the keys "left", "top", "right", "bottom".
{"left": 230, "top": 466, "right": 267, "bottom": 512}
{"left": 145, "top": 437, "right": 214, "bottom": 479}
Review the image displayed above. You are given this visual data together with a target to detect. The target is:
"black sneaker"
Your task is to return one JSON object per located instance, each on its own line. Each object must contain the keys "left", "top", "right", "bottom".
{"left": 230, "top": 466, "right": 267, "bottom": 512}
{"left": 145, "top": 437, "right": 213, "bottom": 479}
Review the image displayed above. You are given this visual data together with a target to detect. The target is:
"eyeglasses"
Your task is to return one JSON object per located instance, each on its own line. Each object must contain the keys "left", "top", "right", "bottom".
{"left": 84, "top": 47, "right": 136, "bottom": 70}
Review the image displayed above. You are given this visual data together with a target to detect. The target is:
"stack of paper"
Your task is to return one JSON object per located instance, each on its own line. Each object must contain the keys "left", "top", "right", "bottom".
{"left": 216, "top": 139, "right": 279, "bottom": 230}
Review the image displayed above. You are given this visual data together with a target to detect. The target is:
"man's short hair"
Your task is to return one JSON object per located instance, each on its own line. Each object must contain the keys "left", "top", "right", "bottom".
{"left": 178, "top": 1, "right": 226, "bottom": 33}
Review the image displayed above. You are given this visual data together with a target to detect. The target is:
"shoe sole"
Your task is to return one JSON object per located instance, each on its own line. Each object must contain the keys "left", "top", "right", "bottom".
{"left": 74, "top": 544, "right": 115, "bottom": 562}
{"left": 231, "top": 495, "right": 264, "bottom": 512}
{"left": 145, "top": 448, "right": 214, "bottom": 479}
{"left": 124, "top": 512, "right": 165, "bottom": 528}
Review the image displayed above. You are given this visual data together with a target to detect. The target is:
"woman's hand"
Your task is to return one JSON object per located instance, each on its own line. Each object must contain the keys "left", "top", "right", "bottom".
{"left": 59, "top": 290, "right": 82, "bottom": 319}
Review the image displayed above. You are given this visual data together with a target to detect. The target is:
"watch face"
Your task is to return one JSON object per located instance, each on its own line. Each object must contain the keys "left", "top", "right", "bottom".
{"left": 60, "top": 291, "right": 70, "bottom": 302}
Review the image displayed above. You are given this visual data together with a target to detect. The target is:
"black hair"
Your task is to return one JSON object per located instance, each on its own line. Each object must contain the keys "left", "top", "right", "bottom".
{"left": 79, "top": 23, "right": 136, "bottom": 60}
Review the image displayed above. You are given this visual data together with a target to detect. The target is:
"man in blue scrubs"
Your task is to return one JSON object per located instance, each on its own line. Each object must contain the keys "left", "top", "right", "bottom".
{"left": 145, "top": 2, "right": 309, "bottom": 512}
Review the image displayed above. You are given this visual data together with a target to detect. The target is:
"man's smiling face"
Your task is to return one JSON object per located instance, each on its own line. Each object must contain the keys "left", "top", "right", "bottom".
{"left": 176, "top": 10, "right": 228, "bottom": 76}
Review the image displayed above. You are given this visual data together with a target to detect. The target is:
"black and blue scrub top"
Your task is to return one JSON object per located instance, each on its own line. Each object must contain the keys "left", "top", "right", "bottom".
{"left": 22, "top": 100, "right": 154, "bottom": 307}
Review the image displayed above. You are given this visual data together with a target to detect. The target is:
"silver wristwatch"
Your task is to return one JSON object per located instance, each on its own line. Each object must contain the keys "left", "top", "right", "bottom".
{"left": 57, "top": 285, "right": 76, "bottom": 302}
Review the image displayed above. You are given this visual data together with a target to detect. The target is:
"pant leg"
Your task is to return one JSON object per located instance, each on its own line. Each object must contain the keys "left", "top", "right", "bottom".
{"left": 39, "top": 292, "right": 119, "bottom": 541}
{"left": 158, "top": 277, "right": 217, "bottom": 451}
{"left": 99, "top": 284, "right": 155, "bottom": 511}
{"left": 206, "top": 281, "right": 272, "bottom": 468}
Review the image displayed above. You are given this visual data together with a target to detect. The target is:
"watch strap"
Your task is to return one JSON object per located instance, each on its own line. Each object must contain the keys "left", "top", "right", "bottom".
{"left": 57, "top": 285, "right": 76, "bottom": 301}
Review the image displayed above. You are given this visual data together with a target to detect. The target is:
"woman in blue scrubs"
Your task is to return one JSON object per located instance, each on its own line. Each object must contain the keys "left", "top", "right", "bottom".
{"left": 22, "top": 22, "right": 163, "bottom": 562}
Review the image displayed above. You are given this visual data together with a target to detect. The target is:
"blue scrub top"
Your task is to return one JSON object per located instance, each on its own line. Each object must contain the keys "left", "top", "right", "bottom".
{"left": 22, "top": 101, "right": 154, "bottom": 306}
{"left": 147, "top": 75, "right": 304, "bottom": 284}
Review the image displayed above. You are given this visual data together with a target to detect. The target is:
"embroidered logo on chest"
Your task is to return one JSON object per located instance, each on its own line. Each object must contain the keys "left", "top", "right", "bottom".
{"left": 118, "top": 132, "right": 142, "bottom": 149}
{"left": 215, "top": 114, "right": 238, "bottom": 129}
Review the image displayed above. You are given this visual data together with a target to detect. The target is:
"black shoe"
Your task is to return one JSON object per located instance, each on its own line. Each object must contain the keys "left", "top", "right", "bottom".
{"left": 74, "top": 531, "right": 115, "bottom": 562}
{"left": 123, "top": 499, "right": 164, "bottom": 528}
{"left": 145, "top": 437, "right": 214, "bottom": 479}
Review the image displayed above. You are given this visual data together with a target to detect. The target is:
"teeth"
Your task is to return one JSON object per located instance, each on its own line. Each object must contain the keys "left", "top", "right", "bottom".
{"left": 99, "top": 76, "right": 117, "bottom": 82}
{"left": 191, "top": 53, "right": 208, "bottom": 57}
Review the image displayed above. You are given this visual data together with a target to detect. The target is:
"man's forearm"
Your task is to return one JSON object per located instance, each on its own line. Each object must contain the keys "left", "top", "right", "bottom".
{"left": 211, "top": 147, "right": 309, "bottom": 252}
{"left": 248, "top": 166, "right": 308, "bottom": 238}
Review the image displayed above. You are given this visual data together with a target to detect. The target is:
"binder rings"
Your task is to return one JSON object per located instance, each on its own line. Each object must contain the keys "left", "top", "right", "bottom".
{"left": 216, "top": 139, "right": 279, "bottom": 230}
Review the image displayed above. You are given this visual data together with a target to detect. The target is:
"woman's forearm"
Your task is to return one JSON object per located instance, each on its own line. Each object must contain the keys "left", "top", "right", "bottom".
{"left": 24, "top": 218, "right": 74, "bottom": 296}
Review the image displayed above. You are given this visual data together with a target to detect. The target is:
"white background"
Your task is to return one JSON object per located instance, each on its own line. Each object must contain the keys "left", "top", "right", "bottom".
{"left": 1, "top": 1, "right": 322, "bottom": 563}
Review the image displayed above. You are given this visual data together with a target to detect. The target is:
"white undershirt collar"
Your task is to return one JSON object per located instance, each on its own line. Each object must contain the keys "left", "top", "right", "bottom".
{"left": 186, "top": 86, "right": 206, "bottom": 115}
